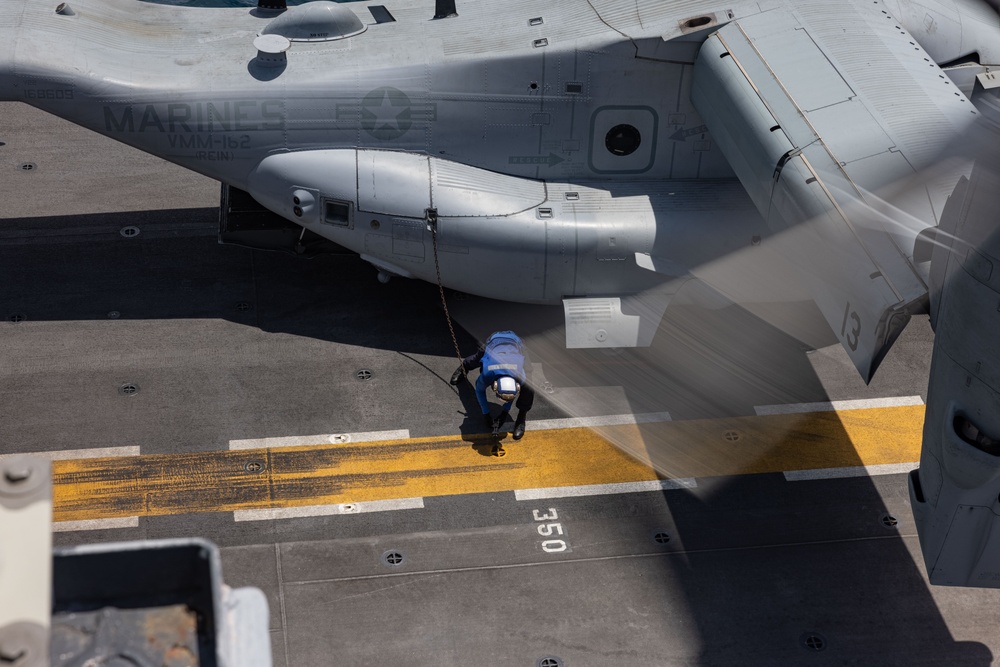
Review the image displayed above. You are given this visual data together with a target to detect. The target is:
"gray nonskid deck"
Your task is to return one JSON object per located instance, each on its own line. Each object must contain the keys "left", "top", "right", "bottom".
{"left": 3, "top": 103, "right": 998, "bottom": 666}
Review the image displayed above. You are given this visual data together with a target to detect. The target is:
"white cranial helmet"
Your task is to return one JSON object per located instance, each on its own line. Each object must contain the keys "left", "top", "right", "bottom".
{"left": 492, "top": 375, "right": 519, "bottom": 402}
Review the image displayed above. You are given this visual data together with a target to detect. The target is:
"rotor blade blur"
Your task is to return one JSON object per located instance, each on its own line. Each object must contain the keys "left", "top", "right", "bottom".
{"left": 448, "top": 289, "right": 846, "bottom": 481}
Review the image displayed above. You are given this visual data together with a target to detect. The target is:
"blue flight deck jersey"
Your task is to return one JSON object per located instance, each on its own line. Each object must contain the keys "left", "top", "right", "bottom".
{"left": 474, "top": 331, "right": 526, "bottom": 414}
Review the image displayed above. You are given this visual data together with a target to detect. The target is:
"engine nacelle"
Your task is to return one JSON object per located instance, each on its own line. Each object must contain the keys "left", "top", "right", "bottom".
{"left": 246, "top": 149, "right": 565, "bottom": 301}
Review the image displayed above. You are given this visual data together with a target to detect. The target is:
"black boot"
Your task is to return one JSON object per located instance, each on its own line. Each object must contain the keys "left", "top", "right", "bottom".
{"left": 512, "top": 413, "right": 526, "bottom": 440}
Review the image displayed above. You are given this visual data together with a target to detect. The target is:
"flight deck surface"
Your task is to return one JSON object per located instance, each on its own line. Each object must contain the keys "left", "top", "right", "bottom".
{"left": 2, "top": 102, "right": 999, "bottom": 666}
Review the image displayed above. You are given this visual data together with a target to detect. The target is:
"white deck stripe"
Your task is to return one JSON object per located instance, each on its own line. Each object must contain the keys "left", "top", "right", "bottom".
{"left": 754, "top": 396, "right": 924, "bottom": 416}
{"left": 233, "top": 497, "right": 425, "bottom": 522}
{"left": 527, "top": 412, "right": 672, "bottom": 431}
{"left": 229, "top": 430, "right": 410, "bottom": 450}
{"left": 53, "top": 517, "right": 140, "bottom": 532}
{"left": 515, "top": 478, "right": 696, "bottom": 501}
{"left": 783, "top": 462, "right": 919, "bottom": 481}
{"left": 0, "top": 446, "right": 140, "bottom": 462}
{"left": 229, "top": 416, "right": 670, "bottom": 451}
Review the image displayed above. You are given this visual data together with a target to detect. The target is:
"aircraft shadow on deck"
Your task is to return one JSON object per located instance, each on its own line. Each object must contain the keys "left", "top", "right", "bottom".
{"left": 448, "top": 283, "right": 988, "bottom": 663}
{"left": 0, "top": 208, "right": 482, "bottom": 357}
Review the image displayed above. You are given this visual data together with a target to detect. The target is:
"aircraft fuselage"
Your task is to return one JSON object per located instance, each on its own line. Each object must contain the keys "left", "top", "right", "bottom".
{"left": 1, "top": 0, "right": 998, "bottom": 308}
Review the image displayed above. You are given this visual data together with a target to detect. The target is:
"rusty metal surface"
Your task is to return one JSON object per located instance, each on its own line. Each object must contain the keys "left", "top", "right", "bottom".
{"left": 52, "top": 605, "right": 199, "bottom": 667}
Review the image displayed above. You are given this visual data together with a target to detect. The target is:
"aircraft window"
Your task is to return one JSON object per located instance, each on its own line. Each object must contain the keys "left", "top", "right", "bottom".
{"left": 324, "top": 200, "right": 352, "bottom": 226}
{"left": 605, "top": 124, "right": 641, "bottom": 157}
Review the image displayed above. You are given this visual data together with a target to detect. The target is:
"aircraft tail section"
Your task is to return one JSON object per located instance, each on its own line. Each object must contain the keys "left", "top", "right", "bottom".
{"left": 691, "top": 0, "right": 975, "bottom": 382}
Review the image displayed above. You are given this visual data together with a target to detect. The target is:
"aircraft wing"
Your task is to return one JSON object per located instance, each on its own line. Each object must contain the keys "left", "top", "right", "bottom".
{"left": 690, "top": 0, "right": 977, "bottom": 382}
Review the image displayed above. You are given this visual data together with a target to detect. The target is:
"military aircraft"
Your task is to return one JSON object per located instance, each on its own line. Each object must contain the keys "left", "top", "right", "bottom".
{"left": 2, "top": 0, "right": 1000, "bottom": 587}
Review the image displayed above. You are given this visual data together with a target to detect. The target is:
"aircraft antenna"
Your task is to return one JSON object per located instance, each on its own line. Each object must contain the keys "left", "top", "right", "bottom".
{"left": 257, "top": 0, "right": 287, "bottom": 13}
{"left": 433, "top": 0, "right": 457, "bottom": 19}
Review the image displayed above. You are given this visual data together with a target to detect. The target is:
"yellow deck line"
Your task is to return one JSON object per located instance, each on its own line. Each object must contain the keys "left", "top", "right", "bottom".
{"left": 51, "top": 405, "right": 925, "bottom": 522}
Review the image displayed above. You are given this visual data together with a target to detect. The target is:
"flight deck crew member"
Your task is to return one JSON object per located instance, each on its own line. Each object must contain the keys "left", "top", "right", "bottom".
{"left": 450, "top": 330, "right": 534, "bottom": 440}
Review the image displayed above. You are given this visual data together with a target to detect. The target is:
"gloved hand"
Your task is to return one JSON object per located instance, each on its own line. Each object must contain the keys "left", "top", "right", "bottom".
{"left": 498, "top": 410, "right": 510, "bottom": 427}
{"left": 483, "top": 413, "right": 493, "bottom": 430}
{"left": 450, "top": 367, "right": 464, "bottom": 386}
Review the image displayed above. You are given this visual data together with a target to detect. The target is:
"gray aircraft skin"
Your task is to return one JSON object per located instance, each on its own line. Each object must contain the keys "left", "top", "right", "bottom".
{"left": 2, "top": 0, "right": 1000, "bottom": 586}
